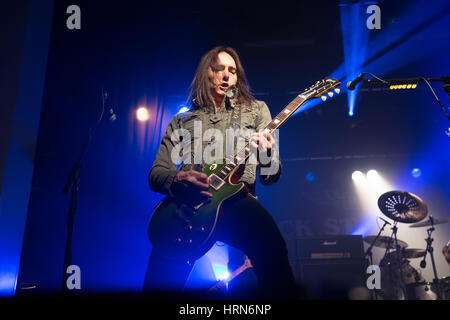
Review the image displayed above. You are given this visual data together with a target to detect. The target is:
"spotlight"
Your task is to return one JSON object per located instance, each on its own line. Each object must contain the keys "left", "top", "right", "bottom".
{"left": 349, "top": 111, "right": 354, "bottom": 116}
{"left": 136, "top": 107, "right": 149, "bottom": 121}
{"left": 411, "top": 168, "right": 422, "bottom": 178}
{"left": 306, "top": 172, "right": 315, "bottom": 182}
{"left": 218, "top": 272, "right": 230, "bottom": 281}
{"left": 178, "top": 106, "right": 189, "bottom": 114}
{"left": 367, "top": 169, "right": 379, "bottom": 182}
{"left": 212, "top": 265, "right": 230, "bottom": 281}
{"left": 352, "top": 171, "right": 365, "bottom": 182}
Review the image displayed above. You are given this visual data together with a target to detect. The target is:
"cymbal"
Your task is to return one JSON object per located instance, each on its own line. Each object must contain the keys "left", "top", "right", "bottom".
{"left": 378, "top": 190, "right": 428, "bottom": 223}
{"left": 409, "top": 217, "right": 450, "bottom": 228}
{"left": 363, "top": 235, "right": 408, "bottom": 249}
{"left": 386, "top": 248, "right": 426, "bottom": 261}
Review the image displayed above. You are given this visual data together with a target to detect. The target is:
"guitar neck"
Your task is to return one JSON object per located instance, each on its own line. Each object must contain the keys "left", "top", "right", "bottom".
{"left": 264, "top": 95, "right": 307, "bottom": 132}
{"left": 209, "top": 76, "right": 341, "bottom": 185}
{"left": 234, "top": 95, "right": 307, "bottom": 164}
{"left": 210, "top": 95, "right": 308, "bottom": 183}
{"left": 209, "top": 263, "right": 252, "bottom": 291}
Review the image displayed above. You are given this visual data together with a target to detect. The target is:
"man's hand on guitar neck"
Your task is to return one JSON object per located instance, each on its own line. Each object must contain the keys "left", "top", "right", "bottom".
{"left": 250, "top": 131, "right": 277, "bottom": 165}
{"left": 170, "top": 170, "right": 213, "bottom": 202}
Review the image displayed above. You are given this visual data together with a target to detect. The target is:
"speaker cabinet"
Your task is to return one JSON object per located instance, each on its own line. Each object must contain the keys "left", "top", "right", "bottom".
{"left": 291, "top": 235, "right": 368, "bottom": 299}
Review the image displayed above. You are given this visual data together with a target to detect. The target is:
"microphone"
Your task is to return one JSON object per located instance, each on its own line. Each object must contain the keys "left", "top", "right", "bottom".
{"left": 347, "top": 73, "right": 366, "bottom": 90}
{"left": 420, "top": 258, "right": 427, "bottom": 268}
{"left": 225, "top": 85, "right": 239, "bottom": 99}
{"left": 378, "top": 216, "right": 392, "bottom": 226}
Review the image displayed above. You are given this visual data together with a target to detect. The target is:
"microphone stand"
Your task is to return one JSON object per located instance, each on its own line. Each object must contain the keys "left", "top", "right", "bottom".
{"left": 360, "top": 76, "right": 450, "bottom": 121}
{"left": 364, "top": 218, "right": 389, "bottom": 300}
{"left": 378, "top": 222, "right": 408, "bottom": 300}
{"left": 61, "top": 88, "right": 109, "bottom": 293}
{"left": 419, "top": 216, "right": 443, "bottom": 300}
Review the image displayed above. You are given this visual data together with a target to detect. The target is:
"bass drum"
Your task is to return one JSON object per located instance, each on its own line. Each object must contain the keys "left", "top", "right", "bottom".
{"left": 378, "top": 261, "right": 436, "bottom": 300}
{"left": 405, "top": 282, "right": 437, "bottom": 300}
{"left": 440, "top": 277, "right": 450, "bottom": 300}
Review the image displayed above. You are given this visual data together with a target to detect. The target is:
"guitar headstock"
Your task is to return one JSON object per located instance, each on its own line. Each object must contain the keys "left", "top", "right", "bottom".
{"left": 243, "top": 256, "right": 252, "bottom": 268}
{"left": 301, "top": 77, "right": 341, "bottom": 101}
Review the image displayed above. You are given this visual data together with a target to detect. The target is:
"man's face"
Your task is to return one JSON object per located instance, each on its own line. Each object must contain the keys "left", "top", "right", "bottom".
{"left": 208, "top": 51, "right": 238, "bottom": 99}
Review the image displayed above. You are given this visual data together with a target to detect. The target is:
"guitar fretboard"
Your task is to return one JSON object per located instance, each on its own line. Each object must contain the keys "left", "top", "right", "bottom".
{"left": 213, "top": 95, "right": 307, "bottom": 180}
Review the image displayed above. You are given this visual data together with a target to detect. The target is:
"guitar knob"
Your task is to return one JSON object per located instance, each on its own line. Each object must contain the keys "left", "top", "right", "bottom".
{"left": 335, "top": 88, "right": 340, "bottom": 94}
{"left": 321, "top": 96, "right": 327, "bottom": 101}
{"left": 328, "top": 92, "right": 333, "bottom": 97}
{"left": 177, "top": 237, "right": 182, "bottom": 243}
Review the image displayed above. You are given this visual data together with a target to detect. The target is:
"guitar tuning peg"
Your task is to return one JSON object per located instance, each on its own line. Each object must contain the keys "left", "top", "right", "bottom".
{"left": 321, "top": 96, "right": 327, "bottom": 101}
{"left": 335, "top": 88, "right": 340, "bottom": 94}
{"left": 328, "top": 92, "right": 333, "bottom": 97}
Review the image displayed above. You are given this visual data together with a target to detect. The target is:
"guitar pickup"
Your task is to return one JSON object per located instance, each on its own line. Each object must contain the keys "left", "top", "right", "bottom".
{"left": 209, "top": 174, "right": 225, "bottom": 191}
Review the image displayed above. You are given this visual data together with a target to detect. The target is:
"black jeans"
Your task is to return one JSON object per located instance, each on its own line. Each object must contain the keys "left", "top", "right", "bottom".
{"left": 143, "top": 193, "right": 297, "bottom": 298}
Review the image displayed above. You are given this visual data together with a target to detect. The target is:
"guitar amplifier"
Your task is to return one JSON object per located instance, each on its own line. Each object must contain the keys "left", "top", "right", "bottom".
{"left": 291, "top": 235, "right": 367, "bottom": 299}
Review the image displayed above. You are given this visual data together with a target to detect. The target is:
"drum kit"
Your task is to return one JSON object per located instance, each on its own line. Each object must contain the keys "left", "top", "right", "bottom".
{"left": 363, "top": 190, "right": 450, "bottom": 300}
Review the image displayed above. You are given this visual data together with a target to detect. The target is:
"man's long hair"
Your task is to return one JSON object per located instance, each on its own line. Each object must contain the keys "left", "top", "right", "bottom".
{"left": 187, "top": 46, "right": 255, "bottom": 111}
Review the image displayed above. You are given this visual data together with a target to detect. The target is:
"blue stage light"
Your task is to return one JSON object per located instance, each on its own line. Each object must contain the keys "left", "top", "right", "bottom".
{"left": 411, "top": 168, "right": 422, "bottom": 178}
{"left": 339, "top": 1, "right": 370, "bottom": 118}
{"left": 306, "top": 172, "right": 315, "bottom": 182}
{"left": 212, "top": 265, "right": 230, "bottom": 281}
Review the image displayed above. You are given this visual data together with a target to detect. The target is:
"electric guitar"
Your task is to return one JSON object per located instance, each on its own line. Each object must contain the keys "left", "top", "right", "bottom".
{"left": 148, "top": 77, "right": 341, "bottom": 260}
{"left": 208, "top": 256, "right": 253, "bottom": 291}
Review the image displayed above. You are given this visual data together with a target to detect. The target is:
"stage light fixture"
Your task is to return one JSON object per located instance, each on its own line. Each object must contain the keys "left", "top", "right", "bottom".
{"left": 306, "top": 172, "right": 315, "bottom": 182}
{"left": 411, "top": 168, "right": 422, "bottom": 178}
{"left": 352, "top": 170, "right": 365, "bottom": 182}
{"left": 136, "top": 107, "right": 149, "bottom": 121}
{"left": 367, "top": 169, "right": 379, "bottom": 182}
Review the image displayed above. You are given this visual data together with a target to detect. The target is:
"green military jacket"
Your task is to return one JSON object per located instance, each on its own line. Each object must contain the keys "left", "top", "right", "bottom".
{"left": 148, "top": 98, "right": 281, "bottom": 196}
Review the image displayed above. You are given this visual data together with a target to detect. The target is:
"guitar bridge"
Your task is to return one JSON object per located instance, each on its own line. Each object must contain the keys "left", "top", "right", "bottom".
{"left": 209, "top": 174, "right": 225, "bottom": 191}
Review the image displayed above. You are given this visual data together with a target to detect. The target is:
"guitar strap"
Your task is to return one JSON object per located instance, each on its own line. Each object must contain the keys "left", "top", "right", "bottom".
{"left": 229, "top": 102, "right": 241, "bottom": 129}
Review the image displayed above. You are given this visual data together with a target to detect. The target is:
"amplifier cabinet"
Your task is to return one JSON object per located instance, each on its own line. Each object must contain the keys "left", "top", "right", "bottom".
{"left": 290, "top": 235, "right": 368, "bottom": 299}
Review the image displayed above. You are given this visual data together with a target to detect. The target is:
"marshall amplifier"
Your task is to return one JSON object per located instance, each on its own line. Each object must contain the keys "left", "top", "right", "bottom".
{"left": 291, "top": 235, "right": 368, "bottom": 299}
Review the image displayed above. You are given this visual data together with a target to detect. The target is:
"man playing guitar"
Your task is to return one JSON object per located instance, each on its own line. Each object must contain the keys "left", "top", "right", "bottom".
{"left": 143, "top": 46, "right": 297, "bottom": 298}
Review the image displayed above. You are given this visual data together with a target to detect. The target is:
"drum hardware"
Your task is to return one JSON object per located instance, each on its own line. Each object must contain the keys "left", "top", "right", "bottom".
{"left": 385, "top": 248, "right": 426, "bottom": 262}
{"left": 363, "top": 235, "right": 408, "bottom": 250}
{"left": 373, "top": 190, "right": 439, "bottom": 300}
{"left": 372, "top": 191, "right": 450, "bottom": 300}
{"left": 363, "top": 219, "right": 391, "bottom": 300}
{"left": 382, "top": 221, "right": 409, "bottom": 299}
{"left": 416, "top": 216, "right": 444, "bottom": 300}
{"left": 409, "top": 217, "right": 450, "bottom": 228}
